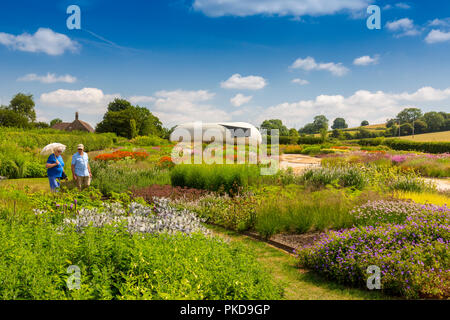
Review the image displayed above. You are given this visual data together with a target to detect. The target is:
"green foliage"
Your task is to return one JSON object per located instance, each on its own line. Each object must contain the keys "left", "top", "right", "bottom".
{"left": 96, "top": 98, "right": 164, "bottom": 138}
{"left": 361, "top": 120, "right": 369, "bottom": 126}
{"left": 129, "top": 135, "right": 169, "bottom": 147}
{"left": 332, "top": 118, "right": 348, "bottom": 130}
{"left": 90, "top": 160, "right": 170, "bottom": 196}
{"left": 50, "top": 118, "right": 63, "bottom": 127}
{"left": 8, "top": 93, "right": 36, "bottom": 122}
{"left": 254, "top": 188, "right": 356, "bottom": 238}
{"left": 384, "top": 139, "right": 450, "bottom": 154}
{"left": 298, "top": 207, "right": 449, "bottom": 299}
{"left": 423, "top": 111, "right": 445, "bottom": 132}
{"left": 170, "top": 164, "right": 261, "bottom": 194}
{"left": 0, "top": 216, "right": 282, "bottom": 299}
{"left": 359, "top": 138, "right": 450, "bottom": 153}
{"left": 0, "top": 108, "right": 29, "bottom": 128}
{"left": 260, "top": 119, "right": 289, "bottom": 136}
{"left": 300, "top": 166, "right": 368, "bottom": 190}
{"left": 397, "top": 108, "right": 423, "bottom": 124}
{"left": 0, "top": 128, "right": 117, "bottom": 154}
{"left": 297, "top": 136, "right": 324, "bottom": 145}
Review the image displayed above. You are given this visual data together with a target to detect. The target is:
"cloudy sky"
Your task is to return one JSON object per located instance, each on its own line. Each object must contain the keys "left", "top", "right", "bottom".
{"left": 0, "top": 0, "right": 449, "bottom": 129}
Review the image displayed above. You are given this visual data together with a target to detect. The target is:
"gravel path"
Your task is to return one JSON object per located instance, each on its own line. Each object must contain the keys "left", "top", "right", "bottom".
{"left": 423, "top": 178, "right": 450, "bottom": 192}
{"left": 279, "top": 154, "right": 321, "bottom": 174}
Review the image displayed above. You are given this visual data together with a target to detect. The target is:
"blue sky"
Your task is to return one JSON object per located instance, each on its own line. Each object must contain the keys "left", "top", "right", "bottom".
{"left": 0, "top": 0, "right": 449, "bottom": 129}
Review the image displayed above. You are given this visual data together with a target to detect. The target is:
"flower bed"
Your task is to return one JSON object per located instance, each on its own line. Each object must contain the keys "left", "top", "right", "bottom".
{"left": 297, "top": 205, "right": 450, "bottom": 299}
{"left": 94, "top": 150, "right": 149, "bottom": 161}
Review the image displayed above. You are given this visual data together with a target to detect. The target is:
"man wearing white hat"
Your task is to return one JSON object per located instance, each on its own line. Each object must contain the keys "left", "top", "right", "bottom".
{"left": 71, "top": 144, "right": 92, "bottom": 190}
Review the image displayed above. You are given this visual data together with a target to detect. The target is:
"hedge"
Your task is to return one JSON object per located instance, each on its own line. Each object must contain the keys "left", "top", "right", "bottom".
{"left": 358, "top": 138, "right": 450, "bottom": 154}
{"left": 384, "top": 139, "right": 450, "bottom": 154}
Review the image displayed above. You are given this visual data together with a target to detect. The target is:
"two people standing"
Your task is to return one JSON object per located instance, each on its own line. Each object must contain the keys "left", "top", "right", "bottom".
{"left": 46, "top": 144, "right": 92, "bottom": 192}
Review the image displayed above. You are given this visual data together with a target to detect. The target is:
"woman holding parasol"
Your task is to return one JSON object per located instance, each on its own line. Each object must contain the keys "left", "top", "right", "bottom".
{"left": 41, "top": 143, "right": 66, "bottom": 191}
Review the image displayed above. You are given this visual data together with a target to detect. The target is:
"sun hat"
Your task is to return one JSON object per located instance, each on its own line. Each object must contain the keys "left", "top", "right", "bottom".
{"left": 77, "top": 144, "right": 84, "bottom": 150}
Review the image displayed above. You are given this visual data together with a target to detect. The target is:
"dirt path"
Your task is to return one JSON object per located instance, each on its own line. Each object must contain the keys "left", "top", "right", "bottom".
{"left": 279, "top": 154, "right": 321, "bottom": 174}
{"left": 423, "top": 178, "right": 450, "bottom": 192}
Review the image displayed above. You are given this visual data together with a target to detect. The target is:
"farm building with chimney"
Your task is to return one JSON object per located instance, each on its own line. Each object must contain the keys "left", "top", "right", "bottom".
{"left": 51, "top": 112, "right": 95, "bottom": 133}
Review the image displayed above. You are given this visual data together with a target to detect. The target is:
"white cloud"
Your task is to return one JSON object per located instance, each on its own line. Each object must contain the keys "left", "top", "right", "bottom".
{"left": 230, "top": 93, "right": 253, "bottom": 107}
{"left": 428, "top": 18, "right": 450, "bottom": 27}
{"left": 292, "top": 78, "right": 309, "bottom": 85}
{"left": 151, "top": 90, "right": 231, "bottom": 126}
{"left": 256, "top": 86, "right": 450, "bottom": 128}
{"left": 425, "top": 29, "right": 450, "bottom": 44}
{"left": 385, "top": 18, "right": 420, "bottom": 37}
{"left": 129, "top": 96, "right": 156, "bottom": 105}
{"left": 192, "top": 0, "right": 370, "bottom": 17}
{"left": 39, "top": 88, "right": 120, "bottom": 115}
{"left": 290, "top": 56, "right": 349, "bottom": 76}
{"left": 221, "top": 74, "right": 267, "bottom": 90}
{"left": 384, "top": 3, "right": 411, "bottom": 10}
{"left": 17, "top": 73, "right": 77, "bottom": 84}
{"left": 0, "top": 28, "right": 78, "bottom": 55}
{"left": 395, "top": 3, "right": 411, "bottom": 9}
{"left": 353, "top": 55, "right": 379, "bottom": 66}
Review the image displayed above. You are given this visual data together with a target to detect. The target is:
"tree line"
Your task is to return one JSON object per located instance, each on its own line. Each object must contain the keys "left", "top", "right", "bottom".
{"left": 0, "top": 93, "right": 170, "bottom": 139}
{"left": 260, "top": 107, "right": 450, "bottom": 140}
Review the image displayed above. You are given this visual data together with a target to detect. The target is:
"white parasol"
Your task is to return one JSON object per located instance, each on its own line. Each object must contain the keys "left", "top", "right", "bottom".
{"left": 40, "top": 143, "right": 67, "bottom": 156}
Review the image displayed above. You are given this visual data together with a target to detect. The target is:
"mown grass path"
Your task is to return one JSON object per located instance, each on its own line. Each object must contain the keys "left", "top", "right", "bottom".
{"left": 208, "top": 225, "right": 390, "bottom": 300}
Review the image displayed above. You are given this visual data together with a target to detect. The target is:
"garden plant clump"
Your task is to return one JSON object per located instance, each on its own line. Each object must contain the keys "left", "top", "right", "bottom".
{"left": 297, "top": 204, "right": 450, "bottom": 299}
{"left": 63, "top": 199, "right": 210, "bottom": 236}
{"left": 0, "top": 186, "right": 283, "bottom": 300}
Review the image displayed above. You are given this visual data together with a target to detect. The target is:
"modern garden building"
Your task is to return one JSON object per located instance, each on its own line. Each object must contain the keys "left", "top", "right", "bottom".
{"left": 170, "top": 122, "right": 262, "bottom": 145}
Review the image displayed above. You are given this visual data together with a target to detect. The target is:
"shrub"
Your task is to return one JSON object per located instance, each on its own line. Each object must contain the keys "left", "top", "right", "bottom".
{"left": 283, "top": 145, "right": 303, "bottom": 154}
{"left": 350, "top": 200, "right": 424, "bottom": 226}
{"left": 300, "top": 166, "right": 368, "bottom": 190}
{"left": 90, "top": 161, "right": 170, "bottom": 195}
{"left": 0, "top": 219, "right": 282, "bottom": 299}
{"left": 384, "top": 139, "right": 450, "bottom": 154}
{"left": 298, "top": 136, "right": 324, "bottom": 145}
{"left": 170, "top": 164, "right": 261, "bottom": 194}
{"left": 297, "top": 206, "right": 450, "bottom": 299}
{"left": 254, "top": 189, "right": 355, "bottom": 238}
{"left": 129, "top": 135, "right": 168, "bottom": 147}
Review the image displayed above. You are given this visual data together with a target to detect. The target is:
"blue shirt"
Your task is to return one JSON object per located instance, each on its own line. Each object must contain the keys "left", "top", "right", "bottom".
{"left": 47, "top": 154, "right": 64, "bottom": 178}
{"left": 71, "top": 152, "right": 90, "bottom": 177}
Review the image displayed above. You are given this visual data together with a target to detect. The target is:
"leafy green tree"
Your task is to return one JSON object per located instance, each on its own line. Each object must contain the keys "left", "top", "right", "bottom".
{"left": 96, "top": 99, "right": 164, "bottom": 138}
{"left": 130, "top": 119, "right": 138, "bottom": 139}
{"left": 423, "top": 112, "right": 445, "bottom": 132}
{"left": 397, "top": 108, "right": 422, "bottom": 124}
{"left": 400, "top": 123, "right": 413, "bottom": 136}
{"left": 361, "top": 120, "right": 369, "bottom": 126}
{"left": 319, "top": 127, "right": 328, "bottom": 142}
{"left": 288, "top": 128, "right": 299, "bottom": 137}
{"left": 8, "top": 93, "right": 36, "bottom": 122}
{"left": 331, "top": 129, "right": 344, "bottom": 139}
{"left": 298, "top": 123, "right": 316, "bottom": 134}
{"left": 413, "top": 120, "right": 427, "bottom": 134}
{"left": 260, "top": 119, "right": 289, "bottom": 136}
{"left": 0, "top": 107, "right": 29, "bottom": 128}
{"left": 331, "top": 118, "right": 348, "bottom": 129}
{"left": 386, "top": 118, "right": 397, "bottom": 128}
{"left": 50, "top": 118, "right": 63, "bottom": 127}
{"left": 313, "top": 115, "right": 329, "bottom": 132}
{"left": 107, "top": 98, "right": 133, "bottom": 112}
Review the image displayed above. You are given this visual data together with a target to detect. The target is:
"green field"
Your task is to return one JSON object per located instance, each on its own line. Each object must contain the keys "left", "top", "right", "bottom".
{"left": 399, "top": 131, "right": 450, "bottom": 142}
